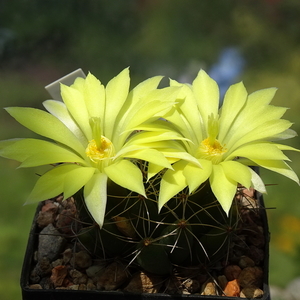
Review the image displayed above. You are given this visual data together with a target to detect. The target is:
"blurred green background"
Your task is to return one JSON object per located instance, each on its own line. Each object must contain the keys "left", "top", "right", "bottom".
{"left": 1, "top": 1, "right": 300, "bottom": 299}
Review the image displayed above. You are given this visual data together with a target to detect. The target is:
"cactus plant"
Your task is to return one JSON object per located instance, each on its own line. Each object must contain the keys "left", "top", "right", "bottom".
{"left": 1, "top": 68, "right": 299, "bottom": 297}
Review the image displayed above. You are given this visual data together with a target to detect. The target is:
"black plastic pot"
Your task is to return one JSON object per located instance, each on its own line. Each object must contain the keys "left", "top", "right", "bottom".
{"left": 21, "top": 193, "right": 271, "bottom": 300}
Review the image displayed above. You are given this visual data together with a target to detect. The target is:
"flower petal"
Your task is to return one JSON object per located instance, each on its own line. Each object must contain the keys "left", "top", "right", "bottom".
{"left": 227, "top": 142, "right": 290, "bottom": 162}
{"left": 82, "top": 73, "right": 106, "bottom": 120}
{"left": 27, "top": 164, "right": 82, "bottom": 203}
{"left": 183, "top": 159, "right": 212, "bottom": 193}
{"left": 249, "top": 168, "right": 267, "bottom": 194}
{"left": 84, "top": 172, "right": 108, "bottom": 227}
{"left": 5, "top": 107, "right": 86, "bottom": 158}
{"left": 43, "top": 100, "right": 87, "bottom": 145}
{"left": 105, "top": 68, "right": 130, "bottom": 139}
{"left": 251, "top": 158, "right": 299, "bottom": 185}
{"left": 158, "top": 160, "right": 188, "bottom": 211}
{"left": 63, "top": 167, "right": 95, "bottom": 199}
{"left": 0, "top": 138, "right": 87, "bottom": 167}
{"left": 0, "top": 138, "right": 22, "bottom": 151}
{"left": 192, "top": 70, "right": 219, "bottom": 134}
{"left": 218, "top": 82, "right": 248, "bottom": 142}
{"left": 210, "top": 164, "right": 237, "bottom": 215}
{"left": 125, "top": 75, "right": 163, "bottom": 107}
{"left": 229, "top": 119, "right": 293, "bottom": 151}
{"left": 117, "top": 87, "right": 180, "bottom": 144}
{"left": 104, "top": 159, "right": 146, "bottom": 196}
{"left": 220, "top": 161, "right": 252, "bottom": 189}
{"left": 224, "top": 88, "right": 282, "bottom": 149}
{"left": 147, "top": 163, "right": 165, "bottom": 180}
{"left": 60, "top": 84, "right": 92, "bottom": 140}
{"left": 270, "top": 128, "right": 298, "bottom": 141}
{"left": 170, "top": 80, "right": 203, "bottom": 144}
{"left": 248, "top": 87, "right": 278, "bottom": 106}
{"left": 124, "top": 149, "right": 171, "bottom": 169}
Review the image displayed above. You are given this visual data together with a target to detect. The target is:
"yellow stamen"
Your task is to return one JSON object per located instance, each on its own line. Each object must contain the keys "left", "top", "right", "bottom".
{"left": 86, "top": 136, "right": 115, "bottom": 165}
{"left": 197, "top": 137, "right": 227, "bottom": 164}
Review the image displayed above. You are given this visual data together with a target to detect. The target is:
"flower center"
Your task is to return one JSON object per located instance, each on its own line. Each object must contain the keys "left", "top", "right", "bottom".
{"left": 85, "top": 136, "right": 115, "bottom": 166}
{"left": 198, "top": 137, "right": 227, "bottom": 163}
{"left": 196, "top": 113, "right": 227, "bottom": 164}
{"left": 199, "top": 138, "right": 227, "bottom": 157}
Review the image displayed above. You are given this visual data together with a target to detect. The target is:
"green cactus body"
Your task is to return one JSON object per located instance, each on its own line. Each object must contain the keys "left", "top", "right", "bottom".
{"left": 159, "top": 219, "right": 194, "bottom": 265}
{"left": 98, "top": 219, "right": 135, "bottom": 257}
{"left": 192, "top": 225, "right": 233, "bottom": 265}
{"left": 76, "top": 167, "right": 240, "bottom": 277}
{"left": 78, "top": 226, "right": 102, "bottom": 255}
{"left": 136, "top": 238, "right": 172, "bottom": 275}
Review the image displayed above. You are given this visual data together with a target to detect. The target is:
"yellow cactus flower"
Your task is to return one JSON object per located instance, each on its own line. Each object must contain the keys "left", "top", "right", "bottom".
{"left": 158, "top": 70, "right": 300, "bottom": 214}
{"left": 0, "top": 68, "right": 187, "bottom": 227}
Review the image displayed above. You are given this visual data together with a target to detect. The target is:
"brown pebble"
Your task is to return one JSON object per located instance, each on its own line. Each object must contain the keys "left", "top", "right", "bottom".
{"left": 50, "top": 265, "right": 68, "bottom": 287}
{"left": 86, "top": 281, "right": 96, "bottom": 290}
{"left": 97, "top": 261, "right": 130, "bottom": 291}
{"left": 124, "top": 271, "right": 163, "bottom": 293}
{"left": 240, "top": 287, "right": 264, "bottom": 298}
{"left": 164, "top": 276, "right": 183, "bottom": 294}
{"left": 36, "top": 257, "right": 52, "bottom": 276}
{"left": 70, "top": 251, "right": 92, "bottom": 269}
{"left": 239, "top": 256, "right": 255, "bottom": 268}
{"left": 247, "top": 246, "right": 265, "bottom": 265}
{"left": 62, "top": 248, "right": 73, "bottom": 264}
{"left": 238, "top": 266, "right": 263, "bottom": 288}
{"left": 201, "top": 280, "right": 218, "bottom": 296}
{"left": 78, "top": 284, "right": 87, "bottom": 290}
{"left": 67, "top": 284, "right": 79, "bottom": 290}
{"left": 224, "top": 265, "right": 242, "bottom": 281}
{"left": 217, "top": 275, "right": 228, "bottom": 290}
{"left": 52, "top": 259, "right": 63, "bottom": 268}
{"left": 37, "top": 202, "right": 58, "bottom": 227}
{"left": 223, "top": 279, "right": 240, "bottom": 297}
{"left": 69, "top": 269, "right": 88, "bottom": 284}
{"left": 28, "top": 284, "right": 42, "bottom": 289}
{"left": 56, "top": 208, "right": 76, "bottom": 234}
{"left": 247, "top": 230, "right": 265, "bottom": 248}
{"left": 182, "top": 278, "right": 201, "bottom": 294}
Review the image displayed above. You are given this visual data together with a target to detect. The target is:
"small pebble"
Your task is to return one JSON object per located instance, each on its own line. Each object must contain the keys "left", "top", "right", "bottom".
{"left": 86, "top": 264, "right": 105, "bottom": 279}
{"left": 37, "top": 202, "right": 58, "bottom": 227}
{"left": 217, "top": 275, "right": 228, "bottom": 290}
{"left": 223, "top": 279, "right": 240, "bottom": 297}
{"left": 62, "top": 248, "right": 73, "bottom": 264}
{"left": 124, "top": 271, "right": 163, "bottom": 293}
{"left": 56, "top": 208, "right": 76, "bottom": 234}
{"left": 28, "top": 284, "right": 42, "bottom": 289}
{"left": 38, "top": 223, "right": 66, "bottom": 262}
{"left": 50, "top": 265, "right": 68, "bottom": 287}
{"left": 239, "top": 256, "right": 255, "bottom": 268}
{"left": 70, "top": 251, "right": 92, "bottom": 269}
{"left": 240, "top": 287, "right": 264, "bottom": 298}
{"left": 182, "top": 278, "right": 201, "bottom": 294}
{"left": 67, "top": 284, "right": 79, "bottom": 290}
{"left": 97, "top": 261, "right": 130, "bottom": 291}
{"left": 238, "top": 266, "right": 263, "bottom": 288}
{"left": 164, "top": 276, "right": 183, "bottom": 294}
{"left": 86, "top": 280, "right": 96, "bottom": 290}
{"left": 224, "top": 265, "right": 242, "bottom": 281}
{"left": 201, "top": 280, "right": 218, "bottom": 296}
{"left": 36, "top": 257, "right": 52, "bottom": 276}
{"left": 69, "top": 269, "right": 88, "bottom": 284}
{"left": 52, "top": 259, "right": 63, "bottom": 268}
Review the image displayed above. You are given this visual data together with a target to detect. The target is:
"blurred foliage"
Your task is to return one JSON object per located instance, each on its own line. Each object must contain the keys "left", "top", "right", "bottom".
{"left": 1, "top": 0, "right": 300, "bottom": 79}
{"left": 1, "top": 0, "right": 300, "bottom": 299}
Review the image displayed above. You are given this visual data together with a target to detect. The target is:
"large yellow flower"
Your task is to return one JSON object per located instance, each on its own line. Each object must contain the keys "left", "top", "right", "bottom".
{"left": 158, "top": 70, "right": 300, "bottom": 213}
{"left": 0, "top": 68, "right": 187, "bottom": 226}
